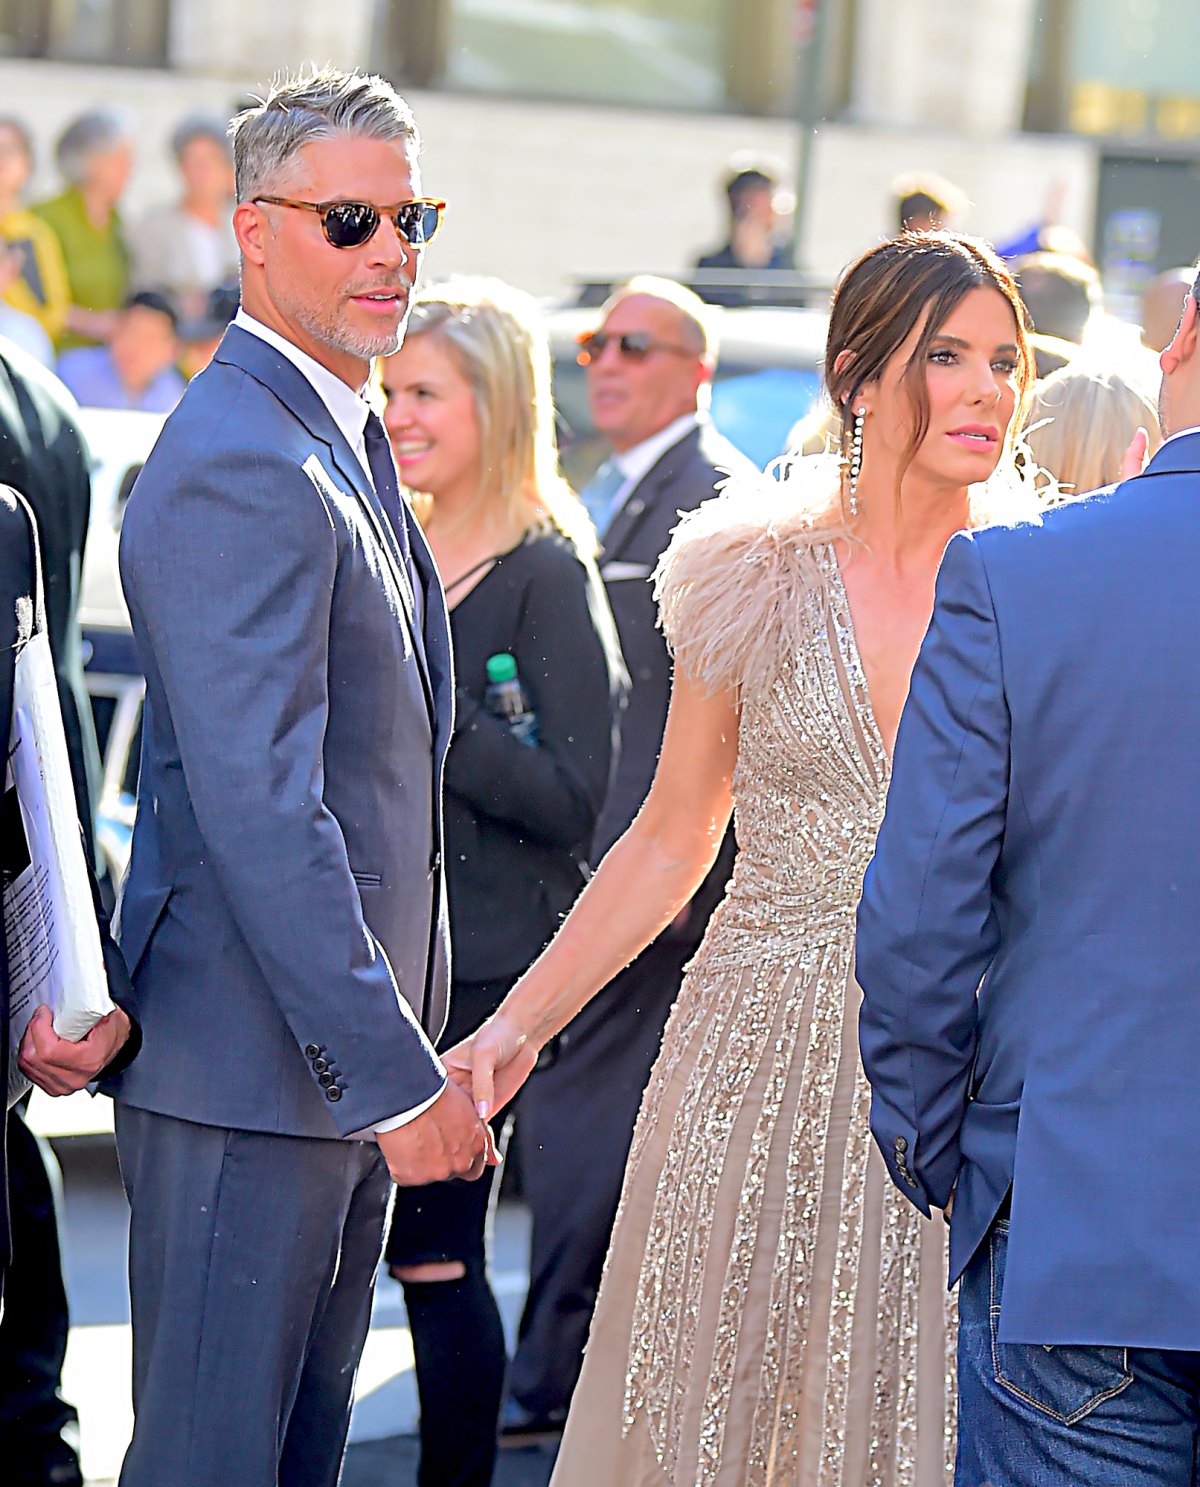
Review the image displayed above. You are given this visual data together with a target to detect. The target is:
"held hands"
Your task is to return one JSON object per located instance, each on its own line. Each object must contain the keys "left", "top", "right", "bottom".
{"left": 376, "top": 1078, "right": 499, "bottom": 1186}
{"left": 18, "top": 1004, "right": 133, "bottom": 1096}
{"left": 443, "top": 1009, "right": 541, "bottom": 1123}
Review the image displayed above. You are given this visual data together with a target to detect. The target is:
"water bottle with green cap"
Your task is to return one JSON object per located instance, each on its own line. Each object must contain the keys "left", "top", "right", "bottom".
{"left": 484, "top": 653, "right": 539, "bottom": 747}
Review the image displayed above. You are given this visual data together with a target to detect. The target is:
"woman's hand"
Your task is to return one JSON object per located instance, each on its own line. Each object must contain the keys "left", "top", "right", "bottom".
{"left": 1119, "top": 426, "right": 1151, "bottom": 482}
{"left": 444, "top": 1009, "right": 541, "bottom": 1121}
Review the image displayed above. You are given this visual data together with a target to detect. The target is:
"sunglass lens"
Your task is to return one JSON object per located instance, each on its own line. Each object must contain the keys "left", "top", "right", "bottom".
{"left": 397, "top": 201, "right": 442, "bottom": 245}
{"left": 576, "top": 332, "right": 606, "bottom": 366}
{"left": 620, "top": 333, "right": 653, "bottom": 359}
{"left": 324, "top": 202, "right": 378, "bottom": 248}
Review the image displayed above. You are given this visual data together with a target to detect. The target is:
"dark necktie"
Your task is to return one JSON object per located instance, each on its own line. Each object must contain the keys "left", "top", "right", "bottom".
{"left": 364, "top": 410, "right": 423, "bottom": 627}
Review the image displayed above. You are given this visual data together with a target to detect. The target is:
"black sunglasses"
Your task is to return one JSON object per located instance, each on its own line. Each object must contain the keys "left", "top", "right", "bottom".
{"left": 576, "top": 330, "right": 695, "bottom": 366}
{"left": 254, "top": 195, "right": 446, "bottom": 249}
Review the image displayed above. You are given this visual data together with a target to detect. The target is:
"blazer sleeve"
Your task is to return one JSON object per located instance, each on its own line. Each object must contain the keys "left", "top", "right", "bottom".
{"left": 120, "top": 445, "right": 444, "bottom": 1134}
{"left": 856, "top": 532, "right": 1010, "bottom": 1214}
{"left": 445, "top": 551, "right": 622, "bottom": 855}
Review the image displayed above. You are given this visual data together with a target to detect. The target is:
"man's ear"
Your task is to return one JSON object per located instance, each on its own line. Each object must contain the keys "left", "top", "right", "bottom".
{"left": 1160, "top": 293, "right": 1199, "bottom": 378}
{"left": 233, "top": 201, "right": 267, "bottom": 267}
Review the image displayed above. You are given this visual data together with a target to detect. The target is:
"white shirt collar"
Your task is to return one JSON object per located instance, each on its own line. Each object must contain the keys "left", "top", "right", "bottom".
{"left": 611, "top": 411, "right": 701, "bottom": 492}
{"left": 234, "top": 309, "right": 373, "bottom": 479}
{"left": 1162, "top": 424, "right": 1200, "bottom": 448}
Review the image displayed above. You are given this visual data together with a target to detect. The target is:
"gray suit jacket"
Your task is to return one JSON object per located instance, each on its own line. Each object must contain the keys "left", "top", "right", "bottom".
{"left": 108, "top": 324, "right": 452, "bottom": 1139}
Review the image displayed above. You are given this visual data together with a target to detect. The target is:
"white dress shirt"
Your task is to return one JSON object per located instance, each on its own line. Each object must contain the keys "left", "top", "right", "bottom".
{"left": 235, "top": 310, "right": 447, "bottom": 1135}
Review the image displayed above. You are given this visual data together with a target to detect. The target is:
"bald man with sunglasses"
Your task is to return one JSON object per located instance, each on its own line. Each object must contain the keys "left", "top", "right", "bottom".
{"left": 503, "top": 276, "right": 750, "bottom": 1440}
{"left": 108, "top": 69, "right": 493, "bottom": 1487}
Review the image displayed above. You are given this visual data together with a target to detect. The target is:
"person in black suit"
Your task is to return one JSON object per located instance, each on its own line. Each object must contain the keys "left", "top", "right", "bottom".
{"left": 499, "top": 277, "right": 751, "bottom": 1436}
{"left": 0, "top": 478, "right": 135, "bottom": 1487}
{"left": 0, "top": 334, "right": 121, "bottom": 1487}
{"left": 378, "top": 279, "right": 626, "bottom": 1487}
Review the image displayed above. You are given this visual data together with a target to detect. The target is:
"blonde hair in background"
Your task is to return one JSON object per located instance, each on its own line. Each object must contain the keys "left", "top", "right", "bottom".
{"left": 402, "top": 276, "right": 597, "bottom": 557}
{"left": 1024, "top": 361, "right": 1162, "bottom": 500}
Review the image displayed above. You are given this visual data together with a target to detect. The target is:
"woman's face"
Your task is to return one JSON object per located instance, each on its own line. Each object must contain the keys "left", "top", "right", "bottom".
{"left": 381, "top": 331, "right": 482, "bottom": 502}
{"left": 861, "top": 286, "right": 1022, "bottom": 490}
{"left": 0, "top": 125, "right": 31, "bottom": 202}
{"left": 85, "top": 138, "right": 134, "bottom": 204}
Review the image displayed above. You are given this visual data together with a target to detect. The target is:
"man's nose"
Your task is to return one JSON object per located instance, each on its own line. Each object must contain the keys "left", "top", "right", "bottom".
{"left": 366, "top": 219, "right": 410, "bottom": 271}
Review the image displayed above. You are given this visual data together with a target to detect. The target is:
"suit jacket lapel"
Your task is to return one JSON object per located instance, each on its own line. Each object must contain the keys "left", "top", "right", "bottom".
{"left": 213, "top": 326, "right": 441, "bottom": 722}
{"left": 600, "top": 425, "right": 703, "bottom": 561}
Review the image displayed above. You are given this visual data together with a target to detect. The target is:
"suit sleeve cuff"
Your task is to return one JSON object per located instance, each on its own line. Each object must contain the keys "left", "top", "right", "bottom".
{"left": 373, "top": 1077, "right": 448, "bottom": 1133}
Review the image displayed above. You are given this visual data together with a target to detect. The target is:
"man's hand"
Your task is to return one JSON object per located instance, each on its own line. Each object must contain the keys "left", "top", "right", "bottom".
{"left": 18, "top": 1004, "right": 133, "bottom": 1096}
{"left": 376, "top": 1079, "right": 496, "bottom": 1186}
{"left": 443, "top": 1009, "right": 541, "bottom": 1123}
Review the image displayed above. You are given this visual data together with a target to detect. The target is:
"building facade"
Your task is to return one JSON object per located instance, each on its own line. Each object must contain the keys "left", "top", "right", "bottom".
{"left": 0, "top": 0, "right": 1195, "bottom": 296}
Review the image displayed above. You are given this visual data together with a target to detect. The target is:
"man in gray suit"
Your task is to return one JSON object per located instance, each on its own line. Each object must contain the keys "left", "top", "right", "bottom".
{"left": 107, "top": 69, "right": 491, "bottom": 1487}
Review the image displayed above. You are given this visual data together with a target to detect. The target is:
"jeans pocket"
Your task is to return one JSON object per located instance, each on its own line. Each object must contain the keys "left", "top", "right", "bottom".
{"left": 988, "top": 1226, "right": 1133, "bottom": 1424}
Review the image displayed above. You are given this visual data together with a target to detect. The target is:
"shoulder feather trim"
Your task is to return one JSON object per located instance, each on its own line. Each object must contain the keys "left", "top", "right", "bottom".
{"left": 653, "top": 457, "right": 840, "bottom": 699}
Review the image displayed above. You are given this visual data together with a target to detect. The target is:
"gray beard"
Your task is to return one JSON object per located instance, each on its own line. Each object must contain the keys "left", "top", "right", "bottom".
{"left": 292, "top": 299, "right": 407, "bottom": 360}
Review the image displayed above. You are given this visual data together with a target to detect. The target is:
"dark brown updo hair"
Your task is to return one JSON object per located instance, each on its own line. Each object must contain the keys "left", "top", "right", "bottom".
{"left": 826, "top": 232, "right": 1035, "bottom": 504}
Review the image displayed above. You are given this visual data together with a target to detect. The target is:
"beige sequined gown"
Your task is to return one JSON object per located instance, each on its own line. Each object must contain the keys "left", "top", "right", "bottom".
{"left": 549, "top": 468, "right": 954, "bottom": 1487}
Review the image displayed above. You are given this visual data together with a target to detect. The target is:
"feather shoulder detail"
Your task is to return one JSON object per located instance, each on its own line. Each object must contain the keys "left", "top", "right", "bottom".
{"left": 653, "top": 455, "right": 842, "bottom": 700}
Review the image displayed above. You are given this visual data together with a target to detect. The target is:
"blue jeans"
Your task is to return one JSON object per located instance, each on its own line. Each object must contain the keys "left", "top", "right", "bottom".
{"left": 957, "top": 1219, "right": 1200, "bottom": 1486}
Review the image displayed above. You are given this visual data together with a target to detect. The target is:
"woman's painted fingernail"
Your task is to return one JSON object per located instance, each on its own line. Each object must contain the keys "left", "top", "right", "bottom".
{"left": 477, "top": 1101, "right": 490, "bottom": 1120}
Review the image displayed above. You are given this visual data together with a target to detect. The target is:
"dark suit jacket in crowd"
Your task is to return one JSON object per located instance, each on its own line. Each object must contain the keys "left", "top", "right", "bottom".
{"left": 0, "top": 486, "right": 136, "bottom": 1292}
{"left": 110, "top": 325, "right": 451, "bottom": 1139}
{"left": 0, "top": 338, "right": 102, "bottom": 865}
{"left": 442, "top": 529, "right": 625, "bottom": 985}
{"left": 593, "top": 418, "right": 751, "bottom": 941}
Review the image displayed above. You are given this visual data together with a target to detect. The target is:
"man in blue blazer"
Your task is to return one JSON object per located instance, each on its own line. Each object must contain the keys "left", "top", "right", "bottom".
{"left": 858, "top": 263, "right": 1200, "bottom": 1484}
{"left": 107, "top": 70, "right": 490, "bottom": 1487}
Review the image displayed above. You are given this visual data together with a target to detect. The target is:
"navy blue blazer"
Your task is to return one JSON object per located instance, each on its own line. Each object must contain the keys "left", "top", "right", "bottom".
{"left": 857, "top": 431, "right": 1200, "bottom": 1348}
{"left": 108, "top": 324, "right": 453, "bottom": 1139}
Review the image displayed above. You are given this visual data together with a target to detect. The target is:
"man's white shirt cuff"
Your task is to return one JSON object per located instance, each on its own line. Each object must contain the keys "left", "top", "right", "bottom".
{"left": 373, "top": 1077, "right": 448, "bottom": 1133}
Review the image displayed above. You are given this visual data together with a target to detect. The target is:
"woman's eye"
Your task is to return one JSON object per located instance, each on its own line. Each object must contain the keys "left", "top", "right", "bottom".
{"left": 993, "top": 358, "right": 1018, "bottom": 375}
{"left": 929, "top": 348, "right": 956, "bottom": 364}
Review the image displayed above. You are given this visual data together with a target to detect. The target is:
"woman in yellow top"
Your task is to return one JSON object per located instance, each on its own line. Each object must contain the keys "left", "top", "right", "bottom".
{"left": 0, "top": 118, "right": 71, "bottom": 346}
{"left": 32, "top": 109, "right": 133, "bottom": 349}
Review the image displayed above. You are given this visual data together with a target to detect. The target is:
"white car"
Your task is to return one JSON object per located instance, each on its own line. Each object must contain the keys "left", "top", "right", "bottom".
{"left": 77, "top": 406, "right": 165, "bottom": 886}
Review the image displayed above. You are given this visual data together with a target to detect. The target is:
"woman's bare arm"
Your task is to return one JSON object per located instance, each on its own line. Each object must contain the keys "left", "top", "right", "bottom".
{"left": 444, "top": 666, "right": 738, "bottom": 1115}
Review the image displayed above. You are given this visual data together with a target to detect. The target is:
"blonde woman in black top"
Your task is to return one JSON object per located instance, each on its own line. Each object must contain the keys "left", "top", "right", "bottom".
{"left": 380, "top": 277, "right": 625, "bottom": 1487}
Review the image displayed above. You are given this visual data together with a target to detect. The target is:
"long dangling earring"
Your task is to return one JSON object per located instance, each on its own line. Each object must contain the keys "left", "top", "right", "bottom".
{"left": 848, "top": 408, "right": 865, "bottom": 518}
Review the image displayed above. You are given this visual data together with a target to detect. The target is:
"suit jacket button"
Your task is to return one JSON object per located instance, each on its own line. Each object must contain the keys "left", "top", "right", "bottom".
{"left": 312, "top": 1058, "right": 329, "bottom": 1074}
{"left": 894, "top": 1136, "right": 908, "bottom": 1154}
{"left": 326, "top": 1087, "right": 342, "bottom": 1103}
{"left": 319, "top": 1072, "right": 335, "bottom": 1087}
{"left": 305, "top": 1044, "right": 322, "bottom": 1060}
{"left": 904, "top": 1172, "right": 919, "bottom": 1188}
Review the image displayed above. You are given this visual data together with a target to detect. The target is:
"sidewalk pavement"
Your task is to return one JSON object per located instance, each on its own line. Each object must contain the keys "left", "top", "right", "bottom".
{"left": 343, "top": 1437, "right": 557, "bottom": 1486}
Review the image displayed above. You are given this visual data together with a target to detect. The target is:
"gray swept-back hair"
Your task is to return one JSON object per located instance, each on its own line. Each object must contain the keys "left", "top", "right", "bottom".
{"left": 230, "top": 67, "right": 420, "bottom": 205}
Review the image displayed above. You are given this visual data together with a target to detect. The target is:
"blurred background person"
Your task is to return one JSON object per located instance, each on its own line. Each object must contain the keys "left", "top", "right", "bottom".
{"left": 177, "top": 279, "right": 239, "bottom": 379}
{"left": 130, "top": 115, "right": 237, "bottom": 322}
{"left": 33, "top": 109, "right": 133, "bottom": 350}
{"left": 1141, "top": 266, "right": 1193, "bottom": 353}
{"left": 379, "top": 277, "right": 626, "bottom": 1487}
{"left": 0, "top": 118, "right": 70, "bottom": 360}
{"left": 892, "top": 169, "right": 966, "bottom": 233}
{"left": 496, "top": 276, "right": 748, "bottom": 1444}
{"left": 695, "top": 161, "right": 792, "bottom": 271}
{"left": 1015, "top": 249, "right": 1099, "bottom": 348}
{"left": 1025, "top": 360, "right": 1162, "bottom": 499}
{"left": 57, "top": 291, "right": 183, "bottom": 412}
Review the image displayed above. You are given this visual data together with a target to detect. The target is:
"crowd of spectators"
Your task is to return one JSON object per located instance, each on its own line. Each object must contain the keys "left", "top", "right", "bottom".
{"left": 0, "top": 106, "right": 238, "bottom": 413}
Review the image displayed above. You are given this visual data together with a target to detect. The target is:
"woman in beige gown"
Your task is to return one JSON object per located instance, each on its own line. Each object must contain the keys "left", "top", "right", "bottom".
{"left": 447, "top": 233, "right": 1040, "bottom": 1485}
